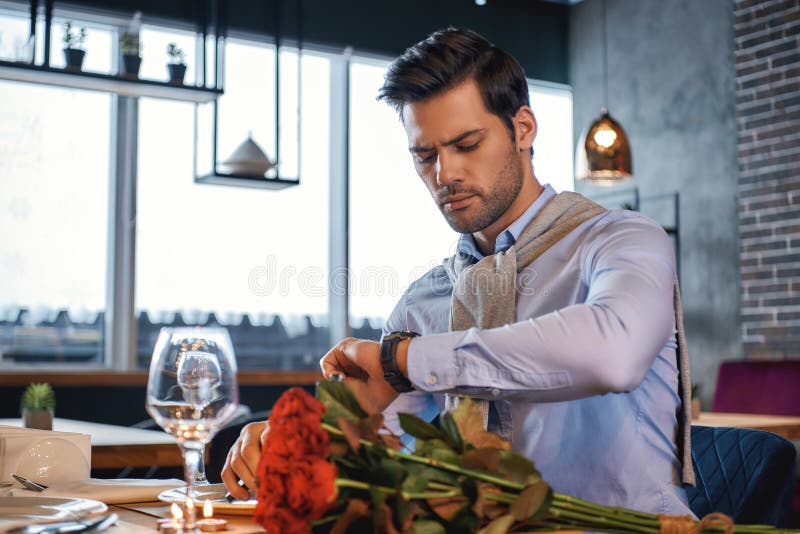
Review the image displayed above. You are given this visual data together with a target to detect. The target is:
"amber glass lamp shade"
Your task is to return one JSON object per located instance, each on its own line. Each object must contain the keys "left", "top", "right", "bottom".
{"left": 575, "top": 109, "right": 633, "bottom": 185}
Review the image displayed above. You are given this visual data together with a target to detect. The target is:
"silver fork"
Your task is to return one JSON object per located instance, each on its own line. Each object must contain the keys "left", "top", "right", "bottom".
{"left": 12, "top": 474, "right": 48, "bottom": 492}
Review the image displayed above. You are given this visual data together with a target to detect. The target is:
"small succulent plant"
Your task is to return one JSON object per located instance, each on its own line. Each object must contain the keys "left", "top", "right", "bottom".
{"left": 119, "top": 32, "right": 140, "bottom": 56}
{"left": 167, "top": 42, "right": 185, "bottom": 64}
{"left": 63, "top": 22, "right": 87, "bottom": 50}
{"left": 22, "top": 383, "right": 56, "bottom": 410}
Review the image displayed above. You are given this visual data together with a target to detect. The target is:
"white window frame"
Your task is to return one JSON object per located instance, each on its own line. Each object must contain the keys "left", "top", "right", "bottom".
{"left": 0, "top": 2, "right": 574, "bottom": 371}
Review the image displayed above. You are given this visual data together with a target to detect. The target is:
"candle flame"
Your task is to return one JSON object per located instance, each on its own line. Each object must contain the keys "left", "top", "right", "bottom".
{"left": 204, "top": 499, "right": 213, "bottom": 519}
{"left": 171, "top": 503, "right": 183, "bottom": 521}
{"left": 186, "top": 497, "right": 195, "bottom": 513}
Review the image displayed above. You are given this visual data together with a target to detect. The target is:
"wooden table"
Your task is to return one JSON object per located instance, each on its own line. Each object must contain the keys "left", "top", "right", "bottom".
{"left": 695, "top": 411, "right": 800, "bottom": 440}
{"left": 0, "top": 418, "right": 183, "bottom": 469}
{"left": 109, "top": 503, "right": 582, "bottom": 533}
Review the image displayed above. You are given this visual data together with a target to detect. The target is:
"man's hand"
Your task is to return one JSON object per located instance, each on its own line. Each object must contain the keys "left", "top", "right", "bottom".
{"left": 220, "top": 421, "right": 269, "bottom": 500}
{"left": 319, "top": 337, "right": 400, "bottom": 414}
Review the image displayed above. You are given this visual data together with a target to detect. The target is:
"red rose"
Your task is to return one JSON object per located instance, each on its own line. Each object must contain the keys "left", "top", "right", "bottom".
{"left": 254, "top": 387, "right": 338, "bottom": 534}
{"left": 270, "top": 387, "right": 325, "bottom": 424}
{"left": 257, "top": 450, "right": 291, "bottom": 476}
{"left": 264, "top": 417, "right": 330, "bottom": 460}
{"left": 284, "top": 458, "right": 338, "bottom": 519}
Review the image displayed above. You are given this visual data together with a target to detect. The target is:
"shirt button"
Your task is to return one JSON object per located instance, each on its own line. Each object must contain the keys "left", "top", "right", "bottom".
{"left": 426, "top": 374, "right": 438, "bottom": 386}
{"left": 491, "top": 388, "right": 501, "bottom": 396}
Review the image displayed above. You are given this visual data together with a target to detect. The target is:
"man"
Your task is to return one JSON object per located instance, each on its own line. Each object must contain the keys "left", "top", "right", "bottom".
{"left": 222, "top": 28, "right": 692, "bottom": 516}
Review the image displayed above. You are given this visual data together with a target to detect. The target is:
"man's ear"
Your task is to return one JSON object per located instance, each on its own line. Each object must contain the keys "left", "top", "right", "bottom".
{"left": 513, "top": 105, "right": 537, "bottom": 153}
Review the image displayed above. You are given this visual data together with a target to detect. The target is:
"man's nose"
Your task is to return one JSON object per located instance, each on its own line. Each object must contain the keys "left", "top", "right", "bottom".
{"left": 435, "top": 153, "right": 458, "bottom": 186}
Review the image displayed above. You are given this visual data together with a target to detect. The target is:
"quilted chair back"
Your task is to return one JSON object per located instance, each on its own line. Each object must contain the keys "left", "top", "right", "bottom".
{"left": 686, "top": 425, "right": 797, "bottom": 527}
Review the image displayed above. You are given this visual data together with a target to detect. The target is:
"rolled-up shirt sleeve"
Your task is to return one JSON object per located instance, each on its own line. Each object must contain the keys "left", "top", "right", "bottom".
{"left": 406, "top": 215, "right": 677, "bottom": 403}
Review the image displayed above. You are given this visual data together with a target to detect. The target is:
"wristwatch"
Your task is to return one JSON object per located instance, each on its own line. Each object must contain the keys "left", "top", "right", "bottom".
{"left": 380, "top": 330, "right": 419, "bottom": 393}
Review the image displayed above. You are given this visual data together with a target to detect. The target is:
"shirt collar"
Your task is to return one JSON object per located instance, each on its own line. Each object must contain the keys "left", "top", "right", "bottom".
{"left": 457, "top": 184, "right": 557, "bottom": 262}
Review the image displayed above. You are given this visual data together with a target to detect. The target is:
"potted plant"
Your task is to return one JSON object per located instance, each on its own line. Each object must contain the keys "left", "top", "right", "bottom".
{"left": 166, "top": 42, "right": 186, "bottom": 85}
{"left": 21, "top": 383, "right": 56, "bottom": 430}
{"left": 119, "top": 11, "right": 142, "bottom": 77}
{"left": 119, "top": 32, "right": 141, "bottom": 77}
{"left": 62, "top": 22, "right": 87, "bottom": 71}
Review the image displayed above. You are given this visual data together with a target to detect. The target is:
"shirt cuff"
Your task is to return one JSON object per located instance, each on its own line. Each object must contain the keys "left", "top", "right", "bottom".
{"left": 407, "top": 330, "right": 468, "bottom": 391}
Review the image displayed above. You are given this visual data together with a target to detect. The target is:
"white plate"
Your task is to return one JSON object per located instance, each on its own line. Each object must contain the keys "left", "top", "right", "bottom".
{"left": 158, "top": 484, "right": 256, "bottom": 516}
{"left": 0, "top": 496, "right": 107, "bottom": 521}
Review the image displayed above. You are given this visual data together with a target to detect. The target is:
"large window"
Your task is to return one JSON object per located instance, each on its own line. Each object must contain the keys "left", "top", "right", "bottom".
{"left": 530, "top": 83, "right": 574, "bottom": 193}
{"left": 135, "top": 36, "right": 330, "bottom": 369}
{"left": 0, "top": 5, "right": 574, "bottom": 370}
{"left": 0, "top": 11, "right": 112, "bottom": 366}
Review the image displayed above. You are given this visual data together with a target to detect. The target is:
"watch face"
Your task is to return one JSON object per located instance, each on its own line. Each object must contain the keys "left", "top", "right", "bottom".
{"left": 384, "top": 330, "right": 418, "bottom": 342}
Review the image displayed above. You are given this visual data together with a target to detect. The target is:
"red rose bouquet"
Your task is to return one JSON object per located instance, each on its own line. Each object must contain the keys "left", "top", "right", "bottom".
{"left": 254, "top": 383, "right": 791, "bottom": 534}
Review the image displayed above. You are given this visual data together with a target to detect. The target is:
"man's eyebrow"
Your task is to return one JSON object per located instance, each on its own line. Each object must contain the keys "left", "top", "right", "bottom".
{"left": 409, "top": 128, "right": 486, "bottom": 153}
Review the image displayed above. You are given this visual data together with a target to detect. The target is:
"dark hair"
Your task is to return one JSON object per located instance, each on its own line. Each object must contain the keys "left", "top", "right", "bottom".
{"left": 378, "top": 28, "right": 532, "bottom": 154}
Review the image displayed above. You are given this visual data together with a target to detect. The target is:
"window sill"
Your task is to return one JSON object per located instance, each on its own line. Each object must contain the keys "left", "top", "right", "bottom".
{"left": 0, "top": 370, "right": 322, "bottom": 386}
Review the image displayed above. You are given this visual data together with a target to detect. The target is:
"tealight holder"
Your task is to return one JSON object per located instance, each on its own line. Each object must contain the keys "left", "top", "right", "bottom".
{"left": 196, "top": 500, "right": 228, "bottom": 532}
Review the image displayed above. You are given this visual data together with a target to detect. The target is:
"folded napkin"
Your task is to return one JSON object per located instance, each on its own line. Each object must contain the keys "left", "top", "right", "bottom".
{"left": 0, "top": 425, "right": 90, "bottom": 484}
{"left": 12, "top": 478, "right": 184, "bottom": 504}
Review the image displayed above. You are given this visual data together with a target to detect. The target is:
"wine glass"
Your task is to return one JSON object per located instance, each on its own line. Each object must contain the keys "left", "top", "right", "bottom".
{"left": 146, "top": 327, "right": 239, "bottom": 532}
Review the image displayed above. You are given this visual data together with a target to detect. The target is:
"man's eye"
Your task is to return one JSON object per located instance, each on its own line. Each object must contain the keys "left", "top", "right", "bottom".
{"left": 415, "top": 154, "right": 435, "bottom": 164}
{"left": 457, "top": 143, "right": 479, "bottom": 153}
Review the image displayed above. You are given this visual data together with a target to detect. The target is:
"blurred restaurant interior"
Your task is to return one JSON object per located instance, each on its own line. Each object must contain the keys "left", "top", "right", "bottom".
{"left": 0, "top": 0, "right": 799, "bottom": 529}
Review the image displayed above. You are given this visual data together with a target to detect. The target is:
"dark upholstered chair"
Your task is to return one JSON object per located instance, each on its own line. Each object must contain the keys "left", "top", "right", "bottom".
{"left": 686, "top": 425, "right": 797, "bottom": 527}
{"left": 711, "top": 358, "right": 800, "bottom": 526}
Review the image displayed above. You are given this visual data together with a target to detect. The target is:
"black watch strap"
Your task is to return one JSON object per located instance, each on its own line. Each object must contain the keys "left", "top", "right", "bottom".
{"left": 380, "top": 330, "right": 420, "bottom": 393}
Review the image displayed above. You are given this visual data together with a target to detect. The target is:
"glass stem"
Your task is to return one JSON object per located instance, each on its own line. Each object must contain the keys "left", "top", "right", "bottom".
{"left": 195, "top": 446, "right": 208, "bottom": 485}
{"left": 180, "top": 443, "right": 202, "bottom": 531}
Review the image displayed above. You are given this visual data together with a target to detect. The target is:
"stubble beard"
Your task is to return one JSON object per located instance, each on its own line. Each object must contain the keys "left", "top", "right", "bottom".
{"left": 439, "top": 148, "right": 525, "bottom": 234}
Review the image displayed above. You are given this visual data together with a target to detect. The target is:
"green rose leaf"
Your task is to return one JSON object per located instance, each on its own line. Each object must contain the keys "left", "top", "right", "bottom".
{"left": 460, "top": 448, "right": 501, "bottom": 474}
{"left": 409, "top": 519, "right": 447, "bottom": 534}
{"left": 497, "top": 450, "right": 541, "bottom": 486}
{"left": 401, "top": 473, "right": 429, "bottom": 494}
{"left": 439, "top": 411, "right": 464, "bottom": 453}
{"left": 450, "top": 504, "right": 480, "bottom": 534}
{"left": 399, "top": 413, "right": 445, "bottom": 441}
{"left": 509, "top": 481, "right": 551, "bottom": 521}
{"left": 317, "top": 380, "right": 368, "bottom": 423}
{"left": 371, "top": 457, "right": 407, "bottom": 488}
{"left": 370, "top": 486, "right": 388, "bottom": 530}
{"left": 416, "top": 439, "right": 461, "bottom": 465}
{"left": 476, "top": 513, "right": 515, "bottom": 534}
{"left": 406, "top": 464, "right": 459, "bottom": 486}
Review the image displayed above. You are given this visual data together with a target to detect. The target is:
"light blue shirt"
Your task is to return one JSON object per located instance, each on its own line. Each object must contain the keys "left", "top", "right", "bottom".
{"left": 382, "top": 184, "right": 691, "bottom": 516}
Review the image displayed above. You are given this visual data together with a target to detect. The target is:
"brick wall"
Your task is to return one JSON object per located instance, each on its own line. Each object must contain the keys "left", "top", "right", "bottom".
{"left": 736, "top": 0, "right": 800, "bottom": 358}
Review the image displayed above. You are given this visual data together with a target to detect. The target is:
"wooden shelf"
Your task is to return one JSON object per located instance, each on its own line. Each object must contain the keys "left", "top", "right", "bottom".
{"left": 0, "top": 59, "right": 222, "bottom": 103}
{"left": 196, "top": 172, "right": 300, "bottom": 190}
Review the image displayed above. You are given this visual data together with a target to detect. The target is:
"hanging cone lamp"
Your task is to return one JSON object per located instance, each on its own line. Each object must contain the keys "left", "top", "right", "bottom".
{"left": 575, "top": 0, "right": 633, "bottom": 184}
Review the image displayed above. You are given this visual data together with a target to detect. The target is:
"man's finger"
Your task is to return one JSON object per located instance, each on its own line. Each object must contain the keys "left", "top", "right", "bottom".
{"left": 221, "top": 447, "right": 250, "bottom": 500}
{"left": 320, "top": 356, "right": 342, "bottom": 379}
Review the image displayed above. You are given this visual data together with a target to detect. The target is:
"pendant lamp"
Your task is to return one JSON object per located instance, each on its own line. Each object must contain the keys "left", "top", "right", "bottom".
{"left": 575, "top": 0, "right": 632, "bottom": 184}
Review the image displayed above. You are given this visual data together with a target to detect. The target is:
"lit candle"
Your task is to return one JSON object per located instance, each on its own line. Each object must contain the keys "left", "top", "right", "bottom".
{"left": 157, "top": 503, "right": 184, "bottom": 534}
{"left": 196, "top": 499, "right": 228, "bottom": 532}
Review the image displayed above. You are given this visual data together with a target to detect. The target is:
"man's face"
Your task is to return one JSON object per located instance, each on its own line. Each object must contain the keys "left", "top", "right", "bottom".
{"left": 402, "top": 79, "right": 524, "bottom": 234}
